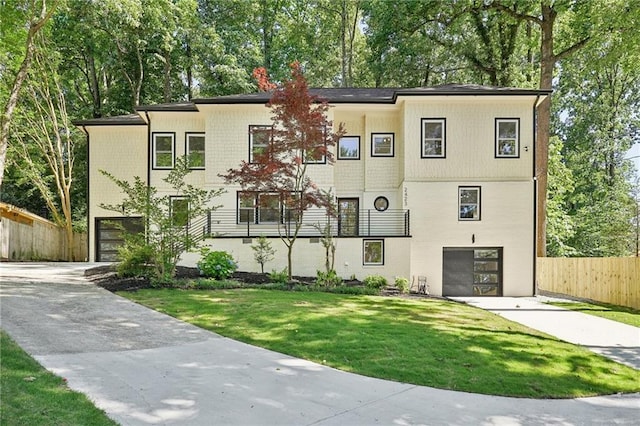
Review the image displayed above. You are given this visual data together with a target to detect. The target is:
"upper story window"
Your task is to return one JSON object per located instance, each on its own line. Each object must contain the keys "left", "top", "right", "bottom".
{"left": 421, "top": 118, "right": 446, "bottom": 158}
{"left": 338, "top": 136, "right": 360, "bottom": 160}
{"left": 186, "top": 133, "right": 205, "bottom": 169}
{"left": 303, "top": 126, "right": 327, "bottom": 164}
{"left": 495, "top": 118, "right": 520, "bottom": 158}
{"left": 371, "top": 133, "right": 394, "bottom": 157}
{"left": 459, "top": 186, "right": 481, "bottom": 221}
{"left": 249, "top": 125, "right": 272, "bottom": 163}
{"left": 152, "top": 132, "right": 175, "bottom": 169}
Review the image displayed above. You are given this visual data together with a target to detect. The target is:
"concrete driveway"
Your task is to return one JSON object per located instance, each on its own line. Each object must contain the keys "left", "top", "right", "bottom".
{"left": 1, "top": 262, "right": 639, "bottom": 425}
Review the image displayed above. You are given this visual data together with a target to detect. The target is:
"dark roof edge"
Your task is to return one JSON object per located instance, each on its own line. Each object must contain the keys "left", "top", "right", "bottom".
{"left": 134, "top": 102, "right": 198, "bottom": 112}
{"left": 73, "top": 114, "right": 147, "bottom": 127}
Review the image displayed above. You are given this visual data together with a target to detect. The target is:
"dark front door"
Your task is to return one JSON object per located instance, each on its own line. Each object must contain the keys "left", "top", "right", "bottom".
{"left": 442, "top": 247, "right": 503, "bottom": 296}
{"left": 338, "top": 198, "right": 359, "bottom": 236}
{"left": 95, "top": 217, "right": 143, "bottom": 262}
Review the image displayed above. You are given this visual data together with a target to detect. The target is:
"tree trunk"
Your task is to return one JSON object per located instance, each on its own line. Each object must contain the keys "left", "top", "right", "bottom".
{"left": 536, "top": 4, "right": 556, "bottom": 257}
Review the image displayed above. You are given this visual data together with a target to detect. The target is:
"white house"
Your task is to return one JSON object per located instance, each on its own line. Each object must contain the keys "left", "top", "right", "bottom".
{"left": 76, "top": 84, "right": 550, "bottom": 296}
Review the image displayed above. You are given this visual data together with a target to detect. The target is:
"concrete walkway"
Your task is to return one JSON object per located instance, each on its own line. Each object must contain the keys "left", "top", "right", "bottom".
{"left": 1, "top": 263, "right": 639, "bottom": 425}
{"left": 453, "top": 297, "right": 640, "bottom": 370}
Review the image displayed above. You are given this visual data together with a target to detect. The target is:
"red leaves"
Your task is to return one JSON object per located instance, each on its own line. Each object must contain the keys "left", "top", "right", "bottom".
{"left": 252, "top": 67, "right": 277, "bottom": 92}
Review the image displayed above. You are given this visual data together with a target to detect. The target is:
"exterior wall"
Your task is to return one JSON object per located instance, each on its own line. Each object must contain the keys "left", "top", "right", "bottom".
{"left": 87, "top": 125, "right": 147, "bottom": 261}
{"left": 180, "top": 236, "right": 411, "bottom": 284}
{"left": 404, "top": 180, "right": 535, "bottom": 296}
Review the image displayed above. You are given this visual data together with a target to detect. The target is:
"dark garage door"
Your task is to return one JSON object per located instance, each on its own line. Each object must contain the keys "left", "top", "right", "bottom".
{"left": 95, "top": 217, "right": 143, "bottom": 262}
{"left": 443, "top": 247, "right": 502, "bottom": 296}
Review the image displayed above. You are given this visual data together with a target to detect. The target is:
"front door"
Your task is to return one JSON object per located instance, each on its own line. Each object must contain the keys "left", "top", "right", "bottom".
{"left": 442, "top": 247, "right": 503, "bottom": 296}
{"left": 338, "top": 198, "right": 359, "bottom": 236}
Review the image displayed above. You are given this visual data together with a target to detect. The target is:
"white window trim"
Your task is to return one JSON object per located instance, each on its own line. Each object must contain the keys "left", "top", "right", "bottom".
{"left": 249, "top": 125, "right": 272, "bottom": 163}
{"left": 495, "top": 118, "right": 520, "bottom": 158}
{"left": 186, "top": 132, "right": 205, "bottom": 169}
{"left": 458, "top": 186, "right": 481, "bottom": 221}
{"left": 421, "top": 118, "right": 446, "bottom": 158}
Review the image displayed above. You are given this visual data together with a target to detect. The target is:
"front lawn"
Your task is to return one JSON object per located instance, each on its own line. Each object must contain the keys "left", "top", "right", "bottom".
{"left": 0, "top": 331, "right": 117, "bottom": 426}
{"left": 120, "top": 289, "right": 640, "bottom": 398}
{"left": 547, "top": 301, "right": 640, "bottom": 327}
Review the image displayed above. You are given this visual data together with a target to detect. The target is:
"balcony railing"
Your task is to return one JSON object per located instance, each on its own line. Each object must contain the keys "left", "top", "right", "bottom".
{"left": 186, "top": 208, "right": 410, "bottom": 241}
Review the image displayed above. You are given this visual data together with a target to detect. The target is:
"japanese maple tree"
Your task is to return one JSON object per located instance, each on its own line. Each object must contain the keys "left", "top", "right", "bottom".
{"left": 222, "top": 62, "right": 345, "bottom": 280}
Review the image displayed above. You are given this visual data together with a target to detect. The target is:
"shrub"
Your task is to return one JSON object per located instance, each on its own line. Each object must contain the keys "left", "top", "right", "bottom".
{"left": 252, "top": 236, "right": 275, "bottom": 273}
{"left": 117, "top": 238, "right": 156, "bottom": 278}
{"left": 197, "top": 248, "right": 238, "bottom": 280}
{"left": 395, "top": 276, "right": 410, "bottom": 294}
{"left": 363, "top": 274, "right": 387, "bottom": 289}
{"left": 316, "top": 269, "right": 342, "bottom": 287}
{"left": 268, "top": 268, "right": 289, "bottom": 284}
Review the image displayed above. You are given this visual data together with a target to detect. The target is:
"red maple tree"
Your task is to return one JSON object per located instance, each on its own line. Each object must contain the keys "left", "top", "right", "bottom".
{"left": 222, "top": 62, "right": 345, "bottom": 280}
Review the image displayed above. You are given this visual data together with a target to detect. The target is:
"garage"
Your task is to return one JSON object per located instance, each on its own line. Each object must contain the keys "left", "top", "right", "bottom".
{"left": 95, "top": 217, "right": 143, "bottom": 262}
{"left": 442, "top": 247, "right": 503, "bottom": 296}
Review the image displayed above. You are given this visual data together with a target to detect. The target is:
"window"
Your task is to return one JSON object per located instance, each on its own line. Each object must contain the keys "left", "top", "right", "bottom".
{"left": 152, "top": 133, "right": 175, "bottom": 169}
{"left": 171, "top": 197, "right": 189, "bottom": 227}
{"left": 371, "top": 133, "right": 394, "bottom": 157}
{"left": 186, "top": 133, "right": 205, "bottom": 169}
{"left": 363, "top": 239, "right": 384, "bottom": 265}
{"left": 373, "top": 196, "right": 389, "bottom": 212}
{"left": 459, "top": 187, "right": 480, "bottom": 221}
{"left": 338, "top": 198, "right": 359, "bottom": 236}
{"left": 237, "top": 192, "right": 281, "bottom": 224}
{"left": 249, "top": 125, "right": 272, "bottom": 163}
{"left": 421, "top": 118, "right": 446, "bottom": 158}
{"left": 303, "top": 126, "right": 327, "bottom": 164}
{"left": 338, "top": 136, "right": 360, "bottom": 160}
{"left": 495, "top": 118, "right": 519, "bottom": 158}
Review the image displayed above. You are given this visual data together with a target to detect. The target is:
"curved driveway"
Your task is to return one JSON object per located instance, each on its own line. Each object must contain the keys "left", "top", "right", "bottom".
{"left": 1, "top": 263, "right": 638, "bottom": 425}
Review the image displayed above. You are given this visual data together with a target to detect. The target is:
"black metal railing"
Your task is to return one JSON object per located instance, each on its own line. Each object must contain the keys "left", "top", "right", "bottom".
{"left": 184, "top": 208, "right": 410, "bottom": 241}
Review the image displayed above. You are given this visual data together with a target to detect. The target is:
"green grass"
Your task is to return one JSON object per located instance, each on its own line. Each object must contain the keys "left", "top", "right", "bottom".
{"left": 547, "top": 301, "right": 640, "bottom": 327}
{"left": 0, "top": 331, "right": 117, "bottom": 426}
{"left": 120, "top": 289, "right": 640, "bottom": 399}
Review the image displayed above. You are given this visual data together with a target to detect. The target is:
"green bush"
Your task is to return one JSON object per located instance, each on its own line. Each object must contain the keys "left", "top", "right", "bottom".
{"left": 395, "top": 276, "right": 409, "bottom": 294}
{"left": 268, "top": 268, "right": 289, "bottom": 284}
{"left": 363, "top": 274, "right": 387, "bottom": 289}
{"left": 197, "top": 248, "right": 238, "bottom": 280}
{"left": 316, "top": 269, "right": 343, "bottom": 287}
{"left": 117, "top": 239, "right": 156, "bottom": 278}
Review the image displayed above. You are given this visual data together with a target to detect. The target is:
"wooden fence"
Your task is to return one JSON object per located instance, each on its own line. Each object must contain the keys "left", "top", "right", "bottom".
{"left": 0, "top": 203, "right": 87, "bottom": 261}
{"left": 537, "top": 257, "right": 640, "bottom": 309}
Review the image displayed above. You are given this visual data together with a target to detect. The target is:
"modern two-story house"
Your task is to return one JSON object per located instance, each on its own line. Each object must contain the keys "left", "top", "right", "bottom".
{"left": 76, "top": 84, "right": 550, "bottom": 297}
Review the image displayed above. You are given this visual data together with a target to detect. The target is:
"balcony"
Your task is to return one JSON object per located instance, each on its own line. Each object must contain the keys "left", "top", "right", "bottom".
{"left": 188, "top": 208, "right": 410, "bottom": 240}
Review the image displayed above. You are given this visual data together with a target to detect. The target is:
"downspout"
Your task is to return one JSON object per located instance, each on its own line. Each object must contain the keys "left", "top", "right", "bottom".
{"left": 82, "top": 125, "right": 90, "bottom": 261}
{"left": 144, "top": 111, "right": 151, "bottom": 244}
{"left": 532, "top": 95, "right": 540, "bottom": 296}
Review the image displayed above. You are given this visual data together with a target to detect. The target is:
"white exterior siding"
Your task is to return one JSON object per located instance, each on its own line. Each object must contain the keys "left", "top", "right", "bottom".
{"left": 82, "top": 87, "right": 545, "bottom": 296}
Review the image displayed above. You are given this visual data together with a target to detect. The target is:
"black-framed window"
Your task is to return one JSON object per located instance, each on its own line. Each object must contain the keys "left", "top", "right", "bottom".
{"left": 186, "top": 133, "right": 205, "bottom": 169}
{"left": 363, "top": 239, "right": 384, "bottom": 265}
{"left": 495, "top": 118, "right": 520, "bottom": 158}
{"left": 249, "top": 125, "right": 272, "bottom": 163}
{"left": 371, "top": 133, "right": 394, "bottom": 157}
{"left": 459, "top": 186, "right": 481, "bottom": 221}
{"left": 237, "top": 192, "right": 281, "bottom": 224}
{"left": 170, "top": 197, "right": 189, "bottom": 227}
{"left": 421, "top": 118, "right": 446, "bottom": 158}
{"left": 373, "top": 196, "right": 389, "bottom": 212}
{"left": 338, "top": 136, "right": 360, "bottom": 160}
{"left": 303, "top": 126, "right": 327, "bottom": 164}
{"left": 152, "top": 132, "right": 175, "bottom": 169}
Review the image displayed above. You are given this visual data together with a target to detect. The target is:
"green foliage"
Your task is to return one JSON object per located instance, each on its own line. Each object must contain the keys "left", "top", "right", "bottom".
{"left": 197, "top": 248, "right": 238, "bottom": 280}
{"left": 395, "top": 276, "right": 409, "bottom": 294}
{"left": 251, "top": 236, "right": 275, "bottom": 273}
{"left": 268, "top": 268, "right": 289, "bottom": 284}
{"left": 315, "top": 269, "right": 342, "bottom": 287}
{"left": 116, "top": 236, "right": 155, "bottom": 278}
{"left": 100, "top": 156, "right": 224, "bottom": 280}
{"left": 363, "top": 274, "right": 387, "bottom": 290}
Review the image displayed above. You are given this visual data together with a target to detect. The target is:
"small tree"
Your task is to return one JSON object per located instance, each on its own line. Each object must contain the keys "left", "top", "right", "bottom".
{"left": 252, "top": 236, "right": 275, "bottom": 273}
{"left": 100, "top": 156, "right": 224, "bottom": 280}
{"left": 313, "top": 189, "right": 338, "bottom": 274}
{"left": 221, "top": 62, "right": 345, "bottom": 280}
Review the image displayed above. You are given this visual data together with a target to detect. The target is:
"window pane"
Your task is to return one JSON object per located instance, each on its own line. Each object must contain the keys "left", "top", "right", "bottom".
{"left": 499, "top": 121, "right": 517, "bottom": 138}
{"left": 338, "top": 137, "right": 359, "bottom": 159}
{"left": 475, "top": 249, "right": 499, "bottom": 259}
{"left": 259, "top": 194, "right": 280, "bottom": 223}
{"left": 156, "top": 153, "right": 173, "bottom": 168}
{"left": 498, "top": 140, "right": 516, "bottom": 156}
{"left": 363, "top": 240, "right": 383, "bottom": 264}
{"left": 372, "top": 134, "right": 393, "bottom": 156}
{"left": 460, "top": 189, "right": 478, "bottom": 204}
{"left": 188, "top": 135, "right": 205, "bottom": 168}
{"left": 155, "top": 136, "right": 173, "bottom": 151}
{"left": 423, "top": 140, "right": 442, "bottom": 156}
{"left": 424, "top": 122, "right": 442, "bottom": 139}
{"left": 154, "top": 134, "right": 174, "bottom": 168}
{"left": 473, "top": 285, "right": 499, "bottom": 296}
{"left": 172, "top": 198, "right": 189, "bottom": 227}
{"left": 459, "top": 205, "right": 477, "bottom": 219}
{"left": 474, "top": 261, "right": 499, "bottom": 271}
{"left": 474, "top": 273, "right": 499, "bottom": 284}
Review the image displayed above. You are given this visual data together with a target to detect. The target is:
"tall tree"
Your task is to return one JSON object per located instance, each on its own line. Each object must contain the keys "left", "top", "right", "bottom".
{"left": 222, "top": 63, "right": 345, "bottom": 280}
{"left": 0, "top": 0, "right": 58, "bottom": 189}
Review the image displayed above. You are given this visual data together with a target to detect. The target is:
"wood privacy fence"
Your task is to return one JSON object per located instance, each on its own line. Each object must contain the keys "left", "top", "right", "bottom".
{"left": 537, "top": 257, "right": 640, "bottom": 309}
{"left": 0, "top": 203, "right": 87, "bottom": 262}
